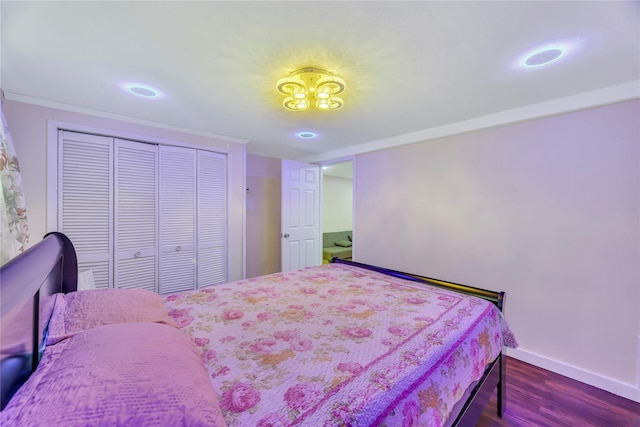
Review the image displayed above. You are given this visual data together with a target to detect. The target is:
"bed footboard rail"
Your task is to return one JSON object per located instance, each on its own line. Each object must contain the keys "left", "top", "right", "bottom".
{"left": 330, "top": 257, "right": 505, "bottom": 311}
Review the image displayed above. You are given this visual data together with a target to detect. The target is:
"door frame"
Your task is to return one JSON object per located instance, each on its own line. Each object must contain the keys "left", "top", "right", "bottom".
{"left": 46, "top": 120, "right": 234, "bottom": 283}
{"left": 318, "top": 156, "right": 356, "bottom": 261}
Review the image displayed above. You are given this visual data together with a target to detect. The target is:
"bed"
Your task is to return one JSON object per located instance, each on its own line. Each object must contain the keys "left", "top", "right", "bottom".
{"left": 0, "top": 233, "right": 516, "bottom": 426}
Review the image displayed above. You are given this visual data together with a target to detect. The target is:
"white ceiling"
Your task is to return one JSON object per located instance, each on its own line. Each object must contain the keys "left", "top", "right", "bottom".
{"left": 2, "top": 1, "right": 639, "bottom": 161}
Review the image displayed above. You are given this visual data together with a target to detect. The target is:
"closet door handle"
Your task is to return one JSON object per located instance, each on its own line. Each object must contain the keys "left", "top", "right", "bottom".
{"left": 134, "top": 251, "right": 142, "bottom": 258}
{"left": 176, "top": 245, "right": 182, "bottom": 252}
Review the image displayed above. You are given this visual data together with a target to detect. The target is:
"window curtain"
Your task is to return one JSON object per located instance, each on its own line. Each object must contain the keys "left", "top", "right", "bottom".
{"left": 0, "top": 104, "right": 29, "bottom": 265}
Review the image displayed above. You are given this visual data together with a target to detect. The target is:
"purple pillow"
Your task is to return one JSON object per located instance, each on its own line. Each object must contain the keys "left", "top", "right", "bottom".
{"left": 1, "top": 322, "right": 227, "bottom": 427}
{"left": 47, "top": 289, "right": 176, "bottom": 345}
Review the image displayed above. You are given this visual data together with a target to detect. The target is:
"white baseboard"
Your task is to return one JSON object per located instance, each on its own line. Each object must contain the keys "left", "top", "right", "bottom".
{"left": 506, "top": 348, "right": 640, "bottom": 403}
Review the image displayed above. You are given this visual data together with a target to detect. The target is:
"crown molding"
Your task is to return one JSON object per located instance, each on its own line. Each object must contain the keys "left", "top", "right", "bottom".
{"left": 3, "top": 92, "right": 248, "bottom": 144}
{"left": 300, "top": 80, "right": 640, "bottom": 163}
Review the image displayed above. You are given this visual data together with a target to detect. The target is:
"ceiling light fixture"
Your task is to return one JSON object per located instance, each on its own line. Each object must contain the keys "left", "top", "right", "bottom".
{"left": 296, "top": 131, "right": 318, "bottom": 139}
{"left": 517, "top": 43, "right": 571, "bottom": 69}
{"left": 276, "top": 67, "right": 345, "bottom": 111}
{"left": 524, "top": 48, "right": 564, "bottom": 67}
{"left": 121, "top": 83, "right": 163, "bottom": 99}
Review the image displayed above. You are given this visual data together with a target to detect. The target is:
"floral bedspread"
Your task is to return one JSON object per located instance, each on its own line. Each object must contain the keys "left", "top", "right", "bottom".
{"left": 163, "top": 263, "right": 516, "bottom": 427}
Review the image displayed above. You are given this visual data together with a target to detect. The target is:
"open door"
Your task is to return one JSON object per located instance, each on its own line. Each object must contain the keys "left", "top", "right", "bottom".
{"left": 281, "top": 160, "right": 321, "bottom": 272}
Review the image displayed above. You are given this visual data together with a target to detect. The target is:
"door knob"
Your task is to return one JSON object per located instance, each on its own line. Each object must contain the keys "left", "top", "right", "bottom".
{"left": 282, "top": 233, "right": 290, "bottom": 238}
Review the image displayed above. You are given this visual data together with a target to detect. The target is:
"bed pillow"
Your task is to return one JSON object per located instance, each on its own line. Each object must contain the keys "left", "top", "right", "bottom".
{"left": 335, "top": 240, "right": 352, "bottom": 247}
{"left": 1, "top": 322, "right": 228, "bottom": 427}
{"left": 77, "top": 269, "right": 96, "bottom": 291}
{"left": 46, "top": 288, "right": 176, "bottom": 345}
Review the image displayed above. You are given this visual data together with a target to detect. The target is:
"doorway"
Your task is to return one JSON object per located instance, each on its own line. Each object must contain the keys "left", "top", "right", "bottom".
{"left": 321, "top": 160, "right": 354, "bottom": 263}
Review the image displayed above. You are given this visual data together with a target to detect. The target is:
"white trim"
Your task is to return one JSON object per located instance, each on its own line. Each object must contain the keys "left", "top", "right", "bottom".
{"left": 46, "top": 124, "right": 59, "bottom": 233}
{"left": 7, "top": 92, "right": 248, "bottom": 145}
{"left": 227, "top": 149, "right": 234, "bottom": 283}
{"left": 344, "top": 157, "right": 356, "bottom": 262}
{"left": 48, "top": 120, "right": 233, "bottom": 153}
{"left": 317, "top": 156, "right": 356, "bottom": 260}
{"left": 300, "top": 80, "right": 640, "bottom": 163}
{"left": 506, "top": 347, "right": 640, "bottom": 403}
{"left": 240, "top": 145, "right": 247, "bottom": 280}
{"left": 317, "top": 156, "right": 357, "bottom": 168}
{"left": 351, "top": 158, "right": 356, "bottom": 261}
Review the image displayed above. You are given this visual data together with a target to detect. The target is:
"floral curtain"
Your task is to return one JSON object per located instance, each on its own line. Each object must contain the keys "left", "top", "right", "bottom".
{"left": 0, "top": 104, "right": 29, "bottom": 265}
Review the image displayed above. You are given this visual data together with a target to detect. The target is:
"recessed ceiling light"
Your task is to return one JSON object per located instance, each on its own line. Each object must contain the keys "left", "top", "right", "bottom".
{"left": 516, "top": 42, "right": 576, "bottom": 70}
{"left": 121, "top": 83, "right": 163, "bottom": 99}
{"left": 296, "top": 131, "right": 318, "bottom": 139}
{"left": 522, "top": 47, "right": 565, "bottom": 67}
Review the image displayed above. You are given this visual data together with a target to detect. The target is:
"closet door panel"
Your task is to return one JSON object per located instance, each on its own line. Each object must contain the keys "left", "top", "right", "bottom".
{"left": 59, "top": 131, "right": 113, "bottom": 289}
{"left": 159, "top": 251, "right": 196, "bottom": 294}
{"left": 158, "top": 146, "right": 196, "bottom": 294}
{"left": 198, "top": 246, "right": 226, "bottom": 288}
{"left": 197, "top": 150, "right": 227, "bottom": 288}
{"left": 114, "top": 139, "right": 158, "bottom": 292}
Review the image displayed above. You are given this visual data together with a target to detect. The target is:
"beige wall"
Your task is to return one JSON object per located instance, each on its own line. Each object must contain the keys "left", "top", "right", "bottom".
{"left": 322, "top": 175, "right": 353, "bottom": 232}
{"left": 3, "top": 99, "right": 246, "bottom": 281}
{"left": 246, "top": 154, "right": 281, "bottom": 278}
{"left": 355, "top": 100, "right": 640, "bottom": 394}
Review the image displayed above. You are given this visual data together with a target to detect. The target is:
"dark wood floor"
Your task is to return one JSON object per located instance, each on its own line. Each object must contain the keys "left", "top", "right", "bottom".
{"left": 476, "top": 357, "right": 640, "bottom": 427}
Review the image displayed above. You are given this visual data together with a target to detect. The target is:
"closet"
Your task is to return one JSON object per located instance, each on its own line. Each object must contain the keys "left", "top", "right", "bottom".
{"left": 57, "top": 130, "right": 227, "bottom": 294}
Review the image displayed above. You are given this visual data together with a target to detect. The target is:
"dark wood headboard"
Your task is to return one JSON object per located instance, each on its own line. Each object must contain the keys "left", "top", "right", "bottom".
{"left": 0, "top": 232, "right": 78, "bottom": 409}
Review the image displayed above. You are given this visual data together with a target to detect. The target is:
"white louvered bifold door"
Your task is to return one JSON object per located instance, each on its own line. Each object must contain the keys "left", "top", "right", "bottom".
{"left": 114, "top": 139, "right": 158, "bottom": 292}
{"left": 197, "top": 150, "right": 227, "bottom": 288}
{"left": 158, "top": 146, "right": 197, "bottom": 294}
{"left": 59, "top": 131, "right": 113, "bottom": 288}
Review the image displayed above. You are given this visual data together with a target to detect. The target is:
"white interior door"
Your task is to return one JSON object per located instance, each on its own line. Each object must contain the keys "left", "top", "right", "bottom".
{"left": 281, "top": 159, "right": 321, "bottom": 272}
